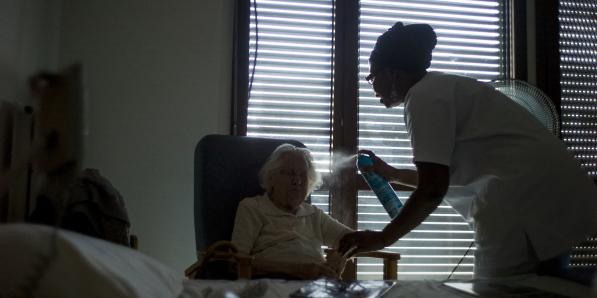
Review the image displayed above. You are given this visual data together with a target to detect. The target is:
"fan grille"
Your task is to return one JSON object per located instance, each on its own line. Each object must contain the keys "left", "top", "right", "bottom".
{"left": 489, "top": 80, "right": 560, "bottom": 136}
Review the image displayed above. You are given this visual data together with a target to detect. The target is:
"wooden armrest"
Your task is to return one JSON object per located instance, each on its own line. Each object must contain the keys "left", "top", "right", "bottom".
{"left": 356, "top": 251, "right": 400, "bottom": 280}
{"left": 354, "top": 251, "right": 400, "bottom": 260}
{"left": 324, "top": 248, "right": 400, "bottom": 260}
{"left": 185, "top": 260, "right": 200, "bottom": 277}
{"left": 200, "top": 250, "right": 252, "bottom": 261}
{"left": 324, "top": 249, "right": 401, "bottom": 280}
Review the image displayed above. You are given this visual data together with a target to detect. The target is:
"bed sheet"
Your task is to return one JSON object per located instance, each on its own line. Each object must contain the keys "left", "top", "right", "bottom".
{"left": 0, "top": 223, "right": 183, "bottom": 298}
{"left": 1, "top": 224, "right": 593, "bottom": 298}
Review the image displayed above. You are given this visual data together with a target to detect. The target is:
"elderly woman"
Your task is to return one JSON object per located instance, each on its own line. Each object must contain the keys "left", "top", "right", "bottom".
{"left": 231, "top": 144, "right": 353, "bottom": 279}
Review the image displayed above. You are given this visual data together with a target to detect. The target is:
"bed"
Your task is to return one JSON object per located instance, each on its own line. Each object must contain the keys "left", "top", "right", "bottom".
{"left": 1, "top": 224, "right": 593, "bottom": 298}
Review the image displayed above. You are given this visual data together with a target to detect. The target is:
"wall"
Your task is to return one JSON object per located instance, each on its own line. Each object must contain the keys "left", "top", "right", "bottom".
{"left": 58, "top": 0, "right": 233, "bottom": 271}
{"left": 0, "top": 0, "right": 60, "bottom": 104}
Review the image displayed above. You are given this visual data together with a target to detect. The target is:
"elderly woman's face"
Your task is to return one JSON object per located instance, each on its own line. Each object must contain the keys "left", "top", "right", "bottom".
{"left": 269, "top": 152, "right": 310, "bottom": 213}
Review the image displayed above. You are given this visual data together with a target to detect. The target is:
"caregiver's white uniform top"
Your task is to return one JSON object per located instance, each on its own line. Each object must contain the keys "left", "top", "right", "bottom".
{"left": 404, "top": 71, "right": 597, "bottom": 277}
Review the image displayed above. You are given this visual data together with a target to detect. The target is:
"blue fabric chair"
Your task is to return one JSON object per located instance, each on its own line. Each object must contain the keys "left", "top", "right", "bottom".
{"left": 189, "top": 135, "right": 306, "bottom": 279}
{"left": 193, "top": 134, "right": 306, "bottom": 252}
{"left": 188, "top": 134, "right": 400, "bottom": 280}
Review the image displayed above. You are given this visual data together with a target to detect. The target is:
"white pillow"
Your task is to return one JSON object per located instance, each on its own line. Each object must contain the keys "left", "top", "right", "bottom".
{"left": 0, "top": 224, "right": 183, "bottom": 298}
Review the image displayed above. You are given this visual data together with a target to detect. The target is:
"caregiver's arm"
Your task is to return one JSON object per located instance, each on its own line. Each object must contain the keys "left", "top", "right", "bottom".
{"left": 389, "top": 168, "right": 418, "bottom": 189}
{"left": 358, "top": 149, "right": 418, "bottom": 188}
{"left": 339, "top": 162, "right": 449, "bottom": 253}
{"left": 380, "top": 162, "right": 449, "bottom": 245}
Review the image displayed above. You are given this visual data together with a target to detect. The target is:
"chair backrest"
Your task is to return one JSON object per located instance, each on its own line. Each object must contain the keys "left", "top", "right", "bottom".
{"left": 194, "top": 134, "right": 305, "bottom": 252}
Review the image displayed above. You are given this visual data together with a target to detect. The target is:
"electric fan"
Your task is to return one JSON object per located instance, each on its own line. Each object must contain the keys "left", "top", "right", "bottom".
{"left": 489, "top": 79, "right": 560, "bottom": 137}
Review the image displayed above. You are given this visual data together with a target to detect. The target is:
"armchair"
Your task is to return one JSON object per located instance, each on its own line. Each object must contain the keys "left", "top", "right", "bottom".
{"left": 185, "top": 134, "right": 400, "bottom": 280}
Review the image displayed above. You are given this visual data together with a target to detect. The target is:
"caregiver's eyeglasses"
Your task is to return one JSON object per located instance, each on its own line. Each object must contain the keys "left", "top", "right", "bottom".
{"left": 366, "top": 73, "right": 376, "bottom": 85}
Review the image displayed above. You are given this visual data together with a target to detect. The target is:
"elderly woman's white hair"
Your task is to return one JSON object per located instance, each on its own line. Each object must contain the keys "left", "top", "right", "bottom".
{"left": 259, "top": 144, "right": 322, "bottom": 195}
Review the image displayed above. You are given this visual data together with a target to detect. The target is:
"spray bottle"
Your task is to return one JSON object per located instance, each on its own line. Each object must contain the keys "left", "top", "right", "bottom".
{"left": 357, "top": 154, "right": 403, "bottom": 219}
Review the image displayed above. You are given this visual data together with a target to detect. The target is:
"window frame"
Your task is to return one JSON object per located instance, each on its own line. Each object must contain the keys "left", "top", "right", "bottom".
{"left": 231, "top": 0, "right": 521, "bottom": 279}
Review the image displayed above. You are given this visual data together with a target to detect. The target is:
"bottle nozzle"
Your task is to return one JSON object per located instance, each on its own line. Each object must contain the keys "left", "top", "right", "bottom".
{"left": 357, "top": 153, "right": 373, "bottom": 168}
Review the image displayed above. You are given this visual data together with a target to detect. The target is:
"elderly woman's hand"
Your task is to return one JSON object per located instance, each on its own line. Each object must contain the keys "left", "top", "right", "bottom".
{"left": 325, "top": 250, "right": 350, "bottom": 277}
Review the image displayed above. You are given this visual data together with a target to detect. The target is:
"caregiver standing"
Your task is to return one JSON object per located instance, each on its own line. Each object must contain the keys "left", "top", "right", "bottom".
{"left": 338, "top": 22, "right": 597, "bottom": 284}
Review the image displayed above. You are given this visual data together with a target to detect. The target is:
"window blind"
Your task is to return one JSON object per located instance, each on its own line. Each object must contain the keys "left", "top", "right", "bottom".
{"left": 247, "top": 0, "right": 334, "bottom": 212}
{"left": 559, "top": 0, "right": 597, "bottom": 269}
{"left": 559, "top": 0, "right": 597, "bottom": 178}
{"left": 357, "top": 0, "right": 505, "bottom": 280}
{"left": 246, "top": 0, "right": 507, "bottom": 279}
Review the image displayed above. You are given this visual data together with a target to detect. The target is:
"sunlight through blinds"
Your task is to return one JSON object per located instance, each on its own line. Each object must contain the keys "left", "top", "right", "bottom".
{"left": 357, "top": 0, "right": 505, "bottom": 280}
{"left": 559, "top": 0, "right": 597, "bottom": 178}
{"left": 559, "top": 0, "right": 597, "bottom": 270}
{"left": 247, "top": 0, "right": 334, "bottom": 212}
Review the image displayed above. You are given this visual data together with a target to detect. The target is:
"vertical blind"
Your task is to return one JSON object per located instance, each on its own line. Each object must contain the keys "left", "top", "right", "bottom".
{"left": 247, "top": 0, "right": 334, "bottom": 212}
{"left": 559, "top": 0, "right": 597, "bottom": 269}
{"left": 357, "top": 0, "right": 505, "bottom": 280}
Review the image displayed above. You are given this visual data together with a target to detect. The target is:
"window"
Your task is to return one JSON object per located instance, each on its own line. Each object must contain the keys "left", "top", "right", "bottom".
{"left": 245, "top": 0, "right": 334, "bottom": 212}
{"left": 238, "top": 0, "right": 507, "bottom": 279}
{"left": 559, "top": 0, "right": 597, "bottom": 270}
